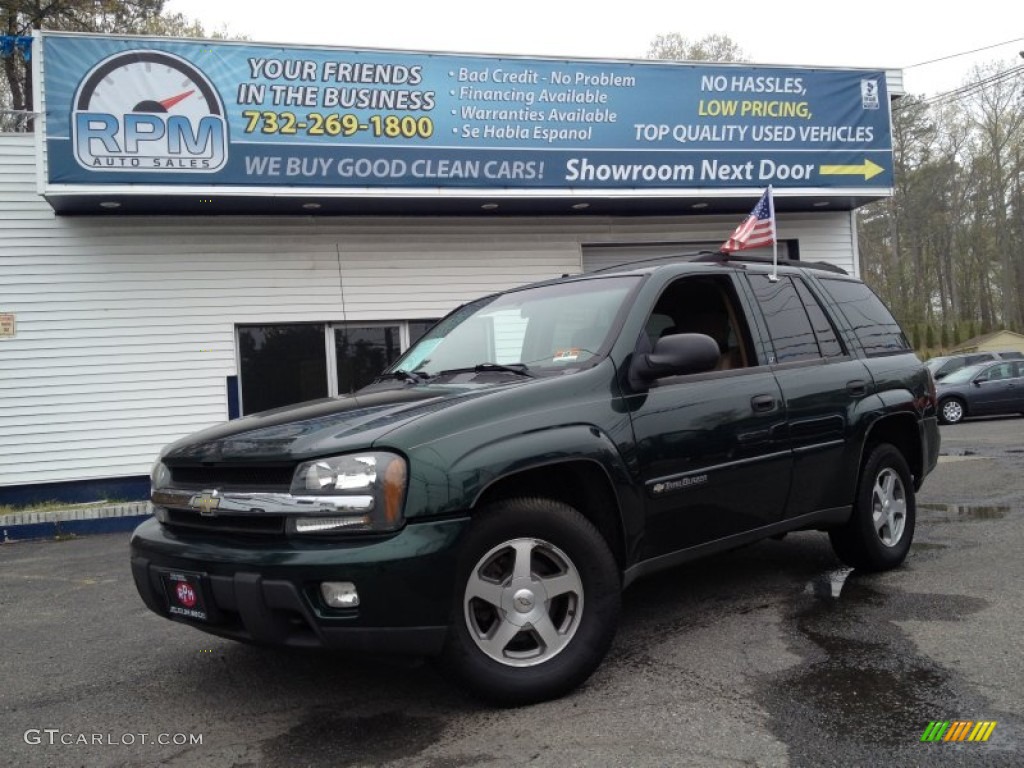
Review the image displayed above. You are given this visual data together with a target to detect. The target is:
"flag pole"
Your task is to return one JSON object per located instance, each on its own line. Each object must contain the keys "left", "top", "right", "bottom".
{"left": 768, "top": 185, "right": 779, "bottom": 282}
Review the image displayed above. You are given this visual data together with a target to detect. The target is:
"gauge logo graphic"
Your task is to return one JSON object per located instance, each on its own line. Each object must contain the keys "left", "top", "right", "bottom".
{"left": 72, "top": 50, "right": 227, "bottom": 173}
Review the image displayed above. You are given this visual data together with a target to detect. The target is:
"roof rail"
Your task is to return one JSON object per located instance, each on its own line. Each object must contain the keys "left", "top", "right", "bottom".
{"left": 588, "top": 250, "right": 719, "bottom": 274}
{"left": 589, "top": 250, "right": 849, "bottom": 276}
{"left": 690, "top": 251, "right": 849, "bottom": 275}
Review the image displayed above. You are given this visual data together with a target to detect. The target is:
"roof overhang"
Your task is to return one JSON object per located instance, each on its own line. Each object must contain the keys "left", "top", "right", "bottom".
{"left": 43, "top": 186, "right": 889, "bottom": 216}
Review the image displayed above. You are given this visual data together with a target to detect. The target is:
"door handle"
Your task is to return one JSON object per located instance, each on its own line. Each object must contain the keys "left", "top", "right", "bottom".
{"left": 751, "top": 394, "right": 776, "bottom": 413}
{"left": 847, "top": 379, "right": 868, "bottom": 397}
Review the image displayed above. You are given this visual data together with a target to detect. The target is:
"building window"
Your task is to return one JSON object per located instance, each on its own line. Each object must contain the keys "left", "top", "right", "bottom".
{"left": 237, "top": 320, "right": 438, "bottom": 415}
{"left": 333, "top": 324, "right": 401, "bottom": 395}
{"left": 237, "top": 324, "right": 328, "bottom": 414}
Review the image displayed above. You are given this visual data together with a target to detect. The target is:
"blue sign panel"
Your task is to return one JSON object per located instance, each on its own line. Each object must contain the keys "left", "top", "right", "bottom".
{"left": 39, "top": 33, "right": 893, "bottom": 192}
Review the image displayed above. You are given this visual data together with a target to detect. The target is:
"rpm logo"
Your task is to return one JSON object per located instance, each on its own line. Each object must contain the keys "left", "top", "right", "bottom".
{"left": 72, "top": 50, "right": 227, "bottom": 173}
{"left": 175, "top": 581, "right": 197, "bottom": 608}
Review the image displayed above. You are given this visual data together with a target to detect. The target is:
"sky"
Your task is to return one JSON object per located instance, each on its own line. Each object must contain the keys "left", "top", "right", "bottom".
{"left": 164, "top": 0, "right": 1023, "bottom": 97}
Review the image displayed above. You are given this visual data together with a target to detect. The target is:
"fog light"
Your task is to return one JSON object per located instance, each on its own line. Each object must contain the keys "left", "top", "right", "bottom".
{"left": 321, "top": 581, "right": 359, "bottom": 608}
{"left": 295, "top": 516, "right": 369, "bottom": 533}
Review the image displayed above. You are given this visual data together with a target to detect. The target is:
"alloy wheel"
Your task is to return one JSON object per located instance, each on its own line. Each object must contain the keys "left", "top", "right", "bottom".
{"left": 463, "top": 537, "right": 584, "bottom": 667}
{"left": 872, "top": 467, "right": 907, "bottom": 547}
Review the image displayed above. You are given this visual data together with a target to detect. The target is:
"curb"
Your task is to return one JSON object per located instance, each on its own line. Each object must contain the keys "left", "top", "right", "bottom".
{"left": 1, "top": 502, "right": 152, "bottom": 543}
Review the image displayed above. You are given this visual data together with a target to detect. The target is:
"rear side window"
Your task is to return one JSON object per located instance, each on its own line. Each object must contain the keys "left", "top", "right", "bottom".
{"left": 747, "top": 275, "right": 821, "bottom": 363}
{"left": 818, "top": 278, "right": 910, "bottom": 356}
{"left": 792, "top": 278, "right": 845, "bottom": 358}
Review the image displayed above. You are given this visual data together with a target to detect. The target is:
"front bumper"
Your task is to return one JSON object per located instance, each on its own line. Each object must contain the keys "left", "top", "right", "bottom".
{"left": 130, "top": 516, "right": 468, "bottom": 654}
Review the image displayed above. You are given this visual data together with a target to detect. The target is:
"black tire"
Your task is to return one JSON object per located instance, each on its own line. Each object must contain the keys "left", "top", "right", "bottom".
{"left": 439, "top": 497, "right": 620, "bottom": 706}
{"left": 829, "top": 444, "right": 916, "bottom": 572}
{"left": 939, "top": 397, "right": 966, "bottom": 425}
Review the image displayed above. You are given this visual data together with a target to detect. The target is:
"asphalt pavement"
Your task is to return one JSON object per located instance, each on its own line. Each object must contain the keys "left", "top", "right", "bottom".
{"left": 1, "top": 417, "right": 1022, "bottom": 767}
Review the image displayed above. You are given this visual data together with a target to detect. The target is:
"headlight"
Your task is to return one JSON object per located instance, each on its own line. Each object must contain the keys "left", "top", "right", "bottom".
{"left": 151, "top": 459, "right": 171, "bottom": 492}
{"left": 150, "top": 460, "right": 172, "bottom": 523}
{"left": 288, "top": 451, "right": 407, "bottom": 534}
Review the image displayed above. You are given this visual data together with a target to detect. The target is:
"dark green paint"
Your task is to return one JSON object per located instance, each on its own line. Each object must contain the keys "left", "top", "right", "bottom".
{"left": 132, "top": 260, "right": 940, "bottom": 644}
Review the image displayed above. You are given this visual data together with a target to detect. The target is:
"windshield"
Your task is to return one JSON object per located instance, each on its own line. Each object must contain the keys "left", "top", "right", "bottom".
{"left": 389, "top": 276, "right": 640, "bottom": 377}
{"left": 924, "top": 357, "right": 950, "bottom": 374}
{"left": 940, "top": 363, "right": 987, "bottom": 385}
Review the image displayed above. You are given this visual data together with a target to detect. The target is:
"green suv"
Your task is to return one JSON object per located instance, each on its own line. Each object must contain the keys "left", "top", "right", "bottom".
{"left": 131, "top": 254, "right": 940, "bottom": 704}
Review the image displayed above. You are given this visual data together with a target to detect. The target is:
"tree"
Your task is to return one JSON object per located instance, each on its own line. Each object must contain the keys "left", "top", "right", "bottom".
{"left": 647, "top": 33, "right": 747, "bottom": 63}
{"left": 858, "top": 58, "right": 1024, "bottom": 338}
{"left": 2, "top": 1, "right": 243, "bottom": 123}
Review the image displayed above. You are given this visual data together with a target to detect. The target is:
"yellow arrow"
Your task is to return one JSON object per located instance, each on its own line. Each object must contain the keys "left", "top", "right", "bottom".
{"left": 819, "top": 159, "right": 885, "bottom": 181}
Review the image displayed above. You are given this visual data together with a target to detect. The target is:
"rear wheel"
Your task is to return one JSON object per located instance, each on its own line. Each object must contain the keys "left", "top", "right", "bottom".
{"left": 440, "top": 498, "right": 620, "bottom": 705}
{"left": 829, "top": 443, "right": 916, "bottom": 572}
{"left": 939, "top": 397, "right": 965, "bottom": 424}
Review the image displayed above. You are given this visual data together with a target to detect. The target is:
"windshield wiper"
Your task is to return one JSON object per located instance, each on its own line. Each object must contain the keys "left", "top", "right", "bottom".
{"left": 438, "top": 363, "right": 535, "bottom": 378}
{"left": 376, "top": 369, "right": 432, "bottom": 384}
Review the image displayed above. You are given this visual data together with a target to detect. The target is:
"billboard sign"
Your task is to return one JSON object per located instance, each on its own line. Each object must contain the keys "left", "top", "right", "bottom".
{"left": 39, "top": 33, "right": 894, "bottom": 194}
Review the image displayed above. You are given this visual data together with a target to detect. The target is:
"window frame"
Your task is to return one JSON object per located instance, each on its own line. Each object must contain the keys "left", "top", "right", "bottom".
{"left": 235, "top": 318, "right": 439, "bottom": 415}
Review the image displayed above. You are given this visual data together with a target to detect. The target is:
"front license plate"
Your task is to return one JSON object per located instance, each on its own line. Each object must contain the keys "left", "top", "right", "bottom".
{"left": 161, "top": 570, "right": 209, "bottom": 622}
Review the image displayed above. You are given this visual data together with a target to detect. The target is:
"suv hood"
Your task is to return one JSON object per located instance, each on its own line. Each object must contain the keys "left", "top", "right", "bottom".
{"left": 162, "top": 381, "right": 521, "bottom": 464}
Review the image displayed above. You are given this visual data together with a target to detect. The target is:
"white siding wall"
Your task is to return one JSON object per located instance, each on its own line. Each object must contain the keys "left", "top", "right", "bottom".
{"left": 0, "top": 134, "right": 855, "bottom": 487}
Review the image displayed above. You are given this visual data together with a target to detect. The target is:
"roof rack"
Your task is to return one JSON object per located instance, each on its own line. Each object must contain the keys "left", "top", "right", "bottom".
{"left": 590, "top": 250, "right": 849, "bottom": 276}
{"left": 588, "top": 250, "right": 718, "bottom": 274}
{"left": 689, "top": 251, "right": 848, "bottom": 275}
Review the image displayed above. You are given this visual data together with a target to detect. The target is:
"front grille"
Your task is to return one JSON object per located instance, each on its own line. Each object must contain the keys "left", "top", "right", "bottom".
{"left": 169, "top": 465, "right": 295, "bottom": 491}
{"left": 164, "top": 508, "right": 286, "bottom": 535}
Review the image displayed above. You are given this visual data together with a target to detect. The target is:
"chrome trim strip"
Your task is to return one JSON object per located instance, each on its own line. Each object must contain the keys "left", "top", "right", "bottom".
{"left": 792, "top": 439, "right": 845, "bottom": 455}
{"left": 645, "top": 449, "right": 792, "bottom": 490}
{"left": 152, "top": 489, "right": 374, "bottom": 515}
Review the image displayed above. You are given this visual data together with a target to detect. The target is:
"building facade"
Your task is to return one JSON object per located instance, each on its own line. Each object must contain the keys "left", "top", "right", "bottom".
{"left": 0, "top": 33, "right": 899, "bottom": 502}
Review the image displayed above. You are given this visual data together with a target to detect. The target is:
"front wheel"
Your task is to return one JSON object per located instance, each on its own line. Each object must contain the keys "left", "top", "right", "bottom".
{"left": 440, "top": 498, "right": 620, "bottom": 705}
{"left": 829, "top": 443, "right": 916, "bottom": 572}
{"left": 939, "top": 397, "right": 966, "bottom": 424}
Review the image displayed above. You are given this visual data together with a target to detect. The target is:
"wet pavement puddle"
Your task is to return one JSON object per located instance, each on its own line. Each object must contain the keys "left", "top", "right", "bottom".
{"left": 803, "top": 567, "right": 854, "bottom": 599}
{"left": 759, "top": 569, "right": 1020, "bottom": 765}
{"left": 918, "top": 503, "right": 1010, "bottom": 522}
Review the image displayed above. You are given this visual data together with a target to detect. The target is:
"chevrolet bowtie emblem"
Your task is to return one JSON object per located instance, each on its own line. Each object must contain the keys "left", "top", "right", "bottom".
{"left": 190, "top": 490, "right": 221, "bottom": 516}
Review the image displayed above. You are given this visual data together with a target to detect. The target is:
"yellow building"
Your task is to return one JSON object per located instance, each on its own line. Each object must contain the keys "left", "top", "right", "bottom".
{"left": 953, "top": 330, "right": 1024, "bottom": 356}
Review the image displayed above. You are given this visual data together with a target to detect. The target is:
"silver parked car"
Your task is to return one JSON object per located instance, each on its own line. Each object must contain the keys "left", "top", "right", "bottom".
{"left": 935, "top": 360, "right": 1024, "bottom": 424}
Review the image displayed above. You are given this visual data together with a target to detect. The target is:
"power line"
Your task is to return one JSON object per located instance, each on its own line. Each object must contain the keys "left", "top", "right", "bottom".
{"left": 894, "top": 64, "right": 1024, "bottom": 111}
{"left": 903, "top": 37, "right": 1024, "bottom": 69}
{"left": 921, "top": 65, "right": 1024, "bottom": 107}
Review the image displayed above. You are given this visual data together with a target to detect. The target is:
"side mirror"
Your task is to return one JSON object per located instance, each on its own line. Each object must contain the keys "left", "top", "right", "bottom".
{"left": 973, "top": 378, "right": 985, "bottom": 387}
{"left": 629, "top": 333, "right": 720, "bottom": 389}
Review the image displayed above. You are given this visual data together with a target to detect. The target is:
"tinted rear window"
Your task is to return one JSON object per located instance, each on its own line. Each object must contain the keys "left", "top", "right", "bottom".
{"left": 818, "top": 278, "right": 910, "bottom": 356}
{"left": 747, "top": 275, "right": 821, "bottom": 363}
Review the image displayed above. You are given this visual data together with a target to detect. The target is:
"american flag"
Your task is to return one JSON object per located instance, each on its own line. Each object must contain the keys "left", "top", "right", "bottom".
{"left": 720, "top": 188, "right": 776, "bottom": 252}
